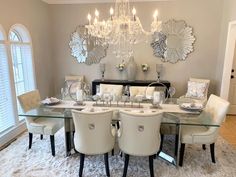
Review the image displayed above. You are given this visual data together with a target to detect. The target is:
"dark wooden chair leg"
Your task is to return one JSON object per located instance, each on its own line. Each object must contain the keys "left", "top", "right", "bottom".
{"left": 123, "top": 153, "right": 129, "bottom": 177}
{"left": 29, "top": 133, "right": 33, "bottom": 149}
{"left": 79, "top": 153, "right": 85, "bottom": 177}
{"left": 111, "top": 149, "right": 114, "bottom": 156}
{"left": 40, "top": 134, "right": 43, "bottom": 140}
{"left": 50, "top": 135, "right": 55, "bottom": 156}
{"left": 104, "top": 153, "right": 110, "bottom": 177}
{"left": 160, "top": 134, "right": 164, "bottom": 151}
{"left": 175, "top": 134, "right": 179, "bottom": 156}
{"left": 210, "top": 143, "right": 216, "bottom": 163}
{"left": 157, "top": 134, "right": 164, "bottom": 156}
{"left": 149, "top": 155, "right": 155, "bottom": 177}
{"left": 179, "top": 143, "right": 185, "bottom": 167}
{"left": 202, "top": 144, "right": 206, "bottom": 150}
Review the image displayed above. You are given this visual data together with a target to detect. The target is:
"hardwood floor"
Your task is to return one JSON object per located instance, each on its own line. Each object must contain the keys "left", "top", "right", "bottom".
{"left": 220, "top": 115, "right": 236, "bottom": 148}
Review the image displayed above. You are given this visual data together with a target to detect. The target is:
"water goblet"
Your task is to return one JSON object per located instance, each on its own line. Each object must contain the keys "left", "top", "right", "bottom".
{"left": 103, "top": 93, "right": 111, "bottom": 106}
{"left": 168, "top": 87, "right": 176, "bottom": 103}
{"left": 92, "top": 95, "right": 100, "bottom": 105}
{"left": 122, "top": 95, "right": 129, "bottom": 107}
{"left": 135, "top": 95, "right": 143, "bottom": 108}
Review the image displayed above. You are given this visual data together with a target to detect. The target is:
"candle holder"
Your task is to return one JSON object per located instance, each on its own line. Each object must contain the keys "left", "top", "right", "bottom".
{"left": 100, "top": 63, "right": 106, "bottom": 81}
{"left": 156, "top": 64, "right": 163, "bottom": 82}
{"left": 68, "top": 81, "right": 87, "bottom": 106}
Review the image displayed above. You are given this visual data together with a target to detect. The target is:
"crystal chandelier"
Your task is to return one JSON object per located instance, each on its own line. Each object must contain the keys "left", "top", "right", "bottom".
{"left": 85, "top": 0, "right": 162, "bottom": 59}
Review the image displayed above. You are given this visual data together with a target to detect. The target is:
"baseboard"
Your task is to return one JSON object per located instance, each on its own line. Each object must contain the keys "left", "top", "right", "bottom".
{"left": 0, "top": 122, "right": 27, "bottom": 149}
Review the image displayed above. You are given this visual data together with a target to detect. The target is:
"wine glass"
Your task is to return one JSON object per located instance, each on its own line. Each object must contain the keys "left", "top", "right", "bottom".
{"left": 168, "top": 87, "right": 176, "bottom": 103}
{"left": 135, "top": 95, "right": 143, "bottom": 108}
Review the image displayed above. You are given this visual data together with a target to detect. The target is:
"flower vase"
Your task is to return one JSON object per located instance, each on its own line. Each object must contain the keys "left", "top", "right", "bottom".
{"left": 126, "top": 57, "right": 137, "bottom": 81}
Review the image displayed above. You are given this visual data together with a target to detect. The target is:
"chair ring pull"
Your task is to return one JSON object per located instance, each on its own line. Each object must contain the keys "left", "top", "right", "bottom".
{"left": 138, "top": 125, "right": 144, "bottom": 132}
{"left": 88, "top": 123, "right": 95, "bottom": 130}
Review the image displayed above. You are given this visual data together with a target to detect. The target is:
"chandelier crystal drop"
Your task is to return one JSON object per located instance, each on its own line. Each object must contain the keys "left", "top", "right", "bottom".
{"left": 85, "top": 0, "right": 162, "bottom": 59}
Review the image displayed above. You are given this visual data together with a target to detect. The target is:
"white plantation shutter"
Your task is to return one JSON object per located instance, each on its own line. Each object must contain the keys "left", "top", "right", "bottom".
{"left": 11, "top": 44, "right": 35, "bottom": 121}
{"left": 0, "top": 43, "right": 15, "bottom": 133}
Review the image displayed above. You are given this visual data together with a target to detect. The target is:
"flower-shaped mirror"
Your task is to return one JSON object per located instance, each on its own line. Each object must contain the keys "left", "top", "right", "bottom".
{"left": 151, "top": 19, "right": 195, "bottom": 63}
{"left": 69, "top": 25, "right": 108, "bottom": 65}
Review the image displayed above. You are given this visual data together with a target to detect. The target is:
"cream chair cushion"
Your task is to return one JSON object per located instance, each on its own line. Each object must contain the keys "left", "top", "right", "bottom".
{"left": 181, "top": 94, "right": 229, "bottom": 144}
{"left": 118, "top": 110, "right": 162, "bottom": 156}
{"left": 129, "top": 86, "right": 155, "bottom": 99}
{"left": 98, "top": 84, "right": 123, "bottom": 97}
{"left": 72, "top": 109, "right": 115, "bottom": 155}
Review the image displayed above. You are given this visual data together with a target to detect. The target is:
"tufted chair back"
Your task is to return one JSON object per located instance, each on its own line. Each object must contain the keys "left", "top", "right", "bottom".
{"left": 129, "top": 86, "right": 155, "bottom": 99}
{"left": 183, "top": 94, "right": 230, "bottom": 144}
{"left": 18, "top": 90, "right": 41, "bottom": 113}
{"left": 98, "top": 84, "right": 123, "bottom": 98}
{"left": 72, "top": 109, "right": 115, "bottom": 155}
{"left": 205, "top": 94, "right": 229, "bottom": 132}
{"left": 18, "top": 90, "right": 42, "bottom": 132}
{"left": 118, "top": 110, "right": 162, "bottom": 156}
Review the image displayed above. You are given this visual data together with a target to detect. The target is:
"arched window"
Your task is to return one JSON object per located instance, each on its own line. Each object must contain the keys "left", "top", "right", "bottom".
{"left": 9, "top": 24, "right": 36, "bottom": 120}
{"left": 0, "top": 25, "right": 15, "bottom": 133}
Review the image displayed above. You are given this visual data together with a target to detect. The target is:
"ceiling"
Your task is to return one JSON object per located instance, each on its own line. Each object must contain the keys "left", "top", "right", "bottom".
{"left": 41, "top": 0, "right": 173, "bottom": 4}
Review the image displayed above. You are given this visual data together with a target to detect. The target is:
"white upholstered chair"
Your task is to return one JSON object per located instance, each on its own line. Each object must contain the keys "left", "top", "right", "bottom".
{"left": 71, "top": 109, "right": 115, "bottom": 177}
{"left": 178, "top": 78, "right": 210, "bottom": 105}
{"left": 64, "top": 75, "right": 85, "bottom": 95}
{"left": 18, "top": 90, "right": 63, "bottom": 156}
{"left": 98, "top": 84, "right": 123, "bottom": 97}
{"left": 129, "top": 86, "right": 155, "bottom": 99}
{"left": 118, "top": 110, "right": 162, "bottom": 177}
{"left": 179, "top": 94, "right": 230, "bottom": 166}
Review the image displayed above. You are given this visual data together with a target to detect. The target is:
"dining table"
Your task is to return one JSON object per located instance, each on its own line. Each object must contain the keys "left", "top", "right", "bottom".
{"left": 18, "top": 98, "right": 219, "bottom": 167}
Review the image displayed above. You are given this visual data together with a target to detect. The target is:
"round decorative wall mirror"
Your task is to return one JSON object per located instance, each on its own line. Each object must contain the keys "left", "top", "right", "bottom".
{"left": 69, "top": 25, "right": 108, "bottom": 65}
{"left": 151, "top": 19, "right": 195, "bottom": 63}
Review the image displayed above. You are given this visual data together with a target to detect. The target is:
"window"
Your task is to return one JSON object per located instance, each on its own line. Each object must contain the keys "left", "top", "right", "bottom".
{"left": 9, "top": 25, "right": 36, "bottom": 121}
{"left": 0, "top": 25, "right": 15, "bottom": 133}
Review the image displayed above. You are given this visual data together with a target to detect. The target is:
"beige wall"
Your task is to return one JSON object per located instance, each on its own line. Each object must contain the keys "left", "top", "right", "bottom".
{"left": 50, "top": 0, "right": 223, "bottom": 97}
{"left": 0, "top": 0, "right": 227, "bottom": 97}
{"left": 216, "top": 0, "right": 236, "bottom": 95}
{"left": 0, "top": 0, "right": 53, "bottom": 98}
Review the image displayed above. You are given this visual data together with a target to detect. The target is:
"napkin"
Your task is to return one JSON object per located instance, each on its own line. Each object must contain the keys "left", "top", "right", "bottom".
{"left": 41, "top": 97, "right": 60, "bottom": 105}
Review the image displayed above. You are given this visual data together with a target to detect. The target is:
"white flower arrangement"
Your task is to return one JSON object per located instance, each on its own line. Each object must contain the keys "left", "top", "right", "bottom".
{"left": 141, "top": 63, "right": 149, "bottom": 72}
{"left": 116, "top": 60, "right": 126, "bottom": 71}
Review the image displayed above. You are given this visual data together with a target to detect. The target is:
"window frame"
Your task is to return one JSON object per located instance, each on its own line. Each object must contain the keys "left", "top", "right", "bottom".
{"left": 9, "top": 24, "right": 37, "bottom": 122}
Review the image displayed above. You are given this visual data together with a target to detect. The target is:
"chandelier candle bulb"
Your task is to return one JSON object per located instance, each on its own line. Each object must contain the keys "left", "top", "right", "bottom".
{"left": 94, "top": 18, "right": 98, "bottom": 24}
{"left": 87, "top": 14, "right": 91, "bottom": 24}
{"left": 95, "top": 9, "right": 99, "bottom": 17}
{"left": 153, "top": 10, "right": 159, "bottom": 21}
{"left": 110, "top": 7, "right": 114, "bottom": 16}
{"left": 132, "top": 7, "right": 136, "bottom": 20}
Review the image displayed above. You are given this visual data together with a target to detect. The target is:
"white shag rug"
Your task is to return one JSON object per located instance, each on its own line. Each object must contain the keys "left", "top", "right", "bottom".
{"left": 0, "top": 129, "right": 236, "bottom": 177}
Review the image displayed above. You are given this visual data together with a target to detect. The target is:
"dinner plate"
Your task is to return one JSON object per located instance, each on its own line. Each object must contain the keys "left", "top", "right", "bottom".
{"left": 43, "top": 100, "right": 61, "bottom": 106}
{"left": 41, "top": 97, "right": 61, "bottom": 106}
{"left": 180, "top": 103, "right": 203, "bottom": 112}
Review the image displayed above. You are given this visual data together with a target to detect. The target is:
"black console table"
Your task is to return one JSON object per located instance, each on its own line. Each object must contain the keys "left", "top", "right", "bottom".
{"left": 91, "top": 79, "right": 171, "bottom": 95}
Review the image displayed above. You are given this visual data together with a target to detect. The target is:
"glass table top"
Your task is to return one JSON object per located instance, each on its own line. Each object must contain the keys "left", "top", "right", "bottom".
{"left": 18, "top": 98, "right": 219, "bottom": 127}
